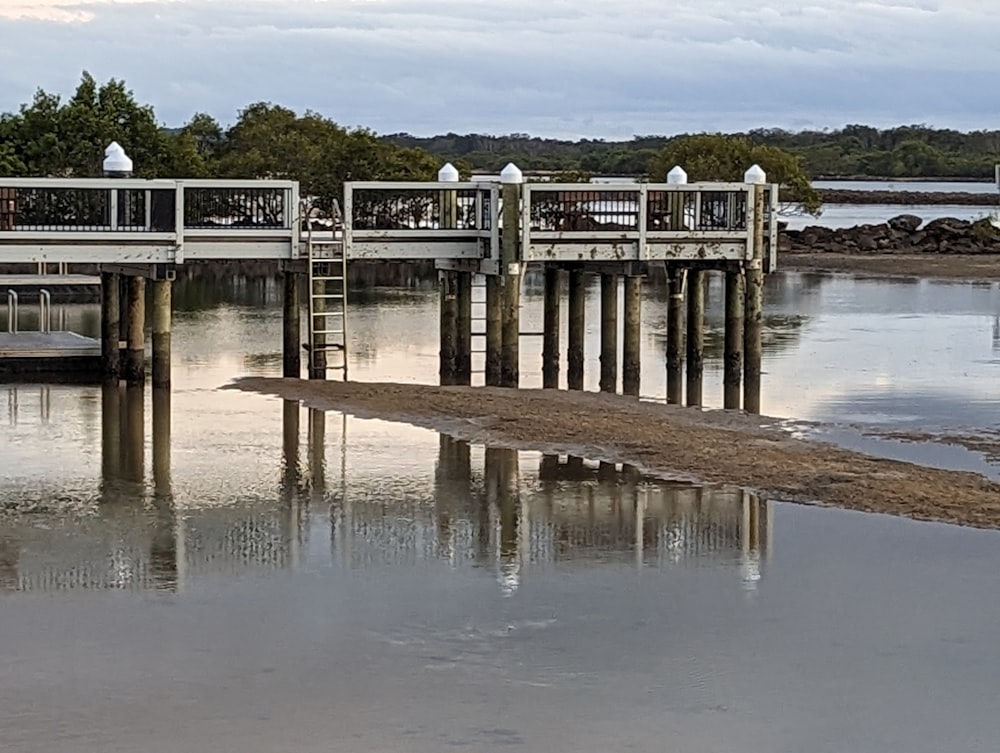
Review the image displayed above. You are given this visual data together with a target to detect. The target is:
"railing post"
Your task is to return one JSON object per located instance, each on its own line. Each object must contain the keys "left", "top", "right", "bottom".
{"left": 174, "top": 181, "right": 185, "bottom": 264}
{"left": 6, "top": 290, "right": 17, "bottom": 334}
{"left": 39, "top": 289, "right": 51, "bottom": 333}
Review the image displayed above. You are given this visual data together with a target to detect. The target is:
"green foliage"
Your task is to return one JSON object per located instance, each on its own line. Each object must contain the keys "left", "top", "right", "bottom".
{"left": 648, "top": 134, "right": 823, "bottom": 215}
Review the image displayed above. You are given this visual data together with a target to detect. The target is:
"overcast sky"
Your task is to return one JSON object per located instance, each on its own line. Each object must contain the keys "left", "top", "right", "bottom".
{"left": 0, "top": 0, "right": 996, "bottom": 138}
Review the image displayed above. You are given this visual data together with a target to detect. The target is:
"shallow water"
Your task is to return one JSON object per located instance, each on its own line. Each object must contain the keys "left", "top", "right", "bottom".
{"left": 3, "top": 271, "right": 1000, "bottom": 751}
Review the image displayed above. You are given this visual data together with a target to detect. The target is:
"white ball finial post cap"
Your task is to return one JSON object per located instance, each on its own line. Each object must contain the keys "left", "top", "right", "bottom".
{"left": 500, "top": 162, "right": 523, "bottom": 184}
{"left": 666, "top": 165, "right": 688, "bottom": 185}
{"left": 438, "top": 162, "right": 460, "bottom": 182}
{"left": 103, "top": 142, "right": 133, "bottom": 176}
{"left": 744, "top": 164, "right": 767, "bottom": 185}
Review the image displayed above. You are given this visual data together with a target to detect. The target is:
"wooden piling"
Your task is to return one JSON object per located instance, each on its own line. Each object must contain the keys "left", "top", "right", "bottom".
{"left": 666, "top": 266, "right": 684, "bottom": 405}
{"left": 567, "top": 267, "right": 585, "bottom": 390}
{"left": 744, "top": 186, "right": 765, "bottom": 414}
{"left": 599, "top": 273, "right": 618, "bottom": 393}
{"left": 485, "top": 275, "right": 502, "bottom": 386}
{"left": 685, "top": 269, "right": 705, "bottom": 407}
{"left": 101, "top": 381, "right": 121, "bottom": 481}
{"left": 151, "top": 278, "right": 171, "bottom": 389}
{"left": 124, "top": 276, "right": 145, "bottom": 385}
{"left": 500, "top": 181, "right": 521, "bottom": 388}
{"left": 456, "top": 271, "right": 472, "bottom": 384}
{"left": 724, "top": 269, "right": 744, "bottom": 409}
{"left": 124, "top": 384, "right": 144, "bottom": 483}
{"left": 152, "top": 387, "right": 171, "bottom": 494}
{"left": 282, "top": 271, "right": 301, "bottom": 378}
{"left": 623, "top": 274, "right": 641, "bottom": 396}
{"left": 100, "top": 271, "right": 120, "bottom": 381}
{"left": 542, "top": 265, "right": 561, "bottom": 389}
{"left": 439, "top": 271, "right": 458, "bottom": 385}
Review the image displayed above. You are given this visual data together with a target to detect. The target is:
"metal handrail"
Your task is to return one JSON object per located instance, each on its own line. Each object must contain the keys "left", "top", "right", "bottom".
{"left": 39, "top": 288, "right": 51, "bottom": 333}
{"left": 6, "top": 290, "right": 17, "bottom": 333}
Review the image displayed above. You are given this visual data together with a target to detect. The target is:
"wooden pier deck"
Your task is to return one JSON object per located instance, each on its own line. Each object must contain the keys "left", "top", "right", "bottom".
{"left": 0, "top": 274, "right": 101, "bottom": 289}
{"left": 0, "top": 332, "right": 101, "bottom": 378}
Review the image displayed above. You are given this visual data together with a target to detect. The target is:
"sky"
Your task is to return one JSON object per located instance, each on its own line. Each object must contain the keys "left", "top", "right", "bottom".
{"left": 0, "top": 0, "right": 997, "bottom": 139}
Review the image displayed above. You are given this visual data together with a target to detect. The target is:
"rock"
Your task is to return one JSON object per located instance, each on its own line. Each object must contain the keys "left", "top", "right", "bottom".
{"left": 887, "top": 214, "right": 922, "bottom": 233}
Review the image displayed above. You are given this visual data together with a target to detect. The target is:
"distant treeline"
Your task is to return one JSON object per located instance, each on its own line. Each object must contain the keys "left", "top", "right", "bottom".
{"left": 384, "top": 125, "right": 1000, "bottom": 180}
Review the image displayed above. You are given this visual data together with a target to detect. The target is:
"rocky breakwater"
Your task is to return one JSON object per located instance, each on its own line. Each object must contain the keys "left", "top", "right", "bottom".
{"left": 781, "top": 214, "right": 1000, "bottom": 255}
{"left": 818, "top": 189, "right": 997, "bottom": 206}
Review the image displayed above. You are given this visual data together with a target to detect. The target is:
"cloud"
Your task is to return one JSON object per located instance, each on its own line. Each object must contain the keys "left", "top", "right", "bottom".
{"left": 0, "top": 0, "right": 996, "bottom": 137}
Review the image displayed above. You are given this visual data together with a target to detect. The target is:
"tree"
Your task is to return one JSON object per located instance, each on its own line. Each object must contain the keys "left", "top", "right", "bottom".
{"left": 648, "top": 134, "right": 822, "bottom": 215}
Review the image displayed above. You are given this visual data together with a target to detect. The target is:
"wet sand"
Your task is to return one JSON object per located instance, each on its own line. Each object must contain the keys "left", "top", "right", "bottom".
{"left": 783, "top": 253, "right": 1000, "bottom": 281}
{"left": 229, "top": 378, "right": 1000, "bottom": 531}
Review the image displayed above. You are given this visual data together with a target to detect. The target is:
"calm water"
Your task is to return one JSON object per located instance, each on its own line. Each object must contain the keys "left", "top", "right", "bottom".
{"left": 3, "top": 271, "right": 1000, "bottom": 751}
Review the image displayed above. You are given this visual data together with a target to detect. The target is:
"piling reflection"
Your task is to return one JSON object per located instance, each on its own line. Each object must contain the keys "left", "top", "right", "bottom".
{"left": 3, "top": 402, "right": 772, "bottom": 595}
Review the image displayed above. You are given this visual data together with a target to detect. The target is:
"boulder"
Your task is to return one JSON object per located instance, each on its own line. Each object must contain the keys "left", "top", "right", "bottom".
{"left": 887, "top": 214, "right": 922, "bottom": 233}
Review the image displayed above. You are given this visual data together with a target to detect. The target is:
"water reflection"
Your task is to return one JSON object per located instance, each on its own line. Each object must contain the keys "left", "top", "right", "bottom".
{"left": 1, "top": 399, "right": 772, "bottom": 597}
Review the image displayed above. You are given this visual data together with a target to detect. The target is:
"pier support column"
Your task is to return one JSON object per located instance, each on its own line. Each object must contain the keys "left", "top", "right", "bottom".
{"left": 485, "top": 275, "right": 502, "bottom": 386}
{"left": 456, "top": 271, "right": 472, "bottom": 385}
{"left": 666, "top": 266, "right": 684, "bottom": 405}
{"left": 124, "top": 276, "right": 145, "bottom": 385}
{"left": 151, "top": 278, "right": 172, "bottom": 389}
{"left": 685, "top": 269, "right": 705, "bottom": 407}
{"left": 623, "top": 274, "right": 642, "bottom": 397}
{"left": 744, "top": 185, "right": 765, "bottom": 414}
{"left": 282, "top": 270, "right": 301, "bottom": 379}
{"left": 152, "top": 387, "right": 171, "bottom": 494}
{"left": 542, "top": 265, "right": 561, "bottom": 389}
{"left": 567, "top": 267, "right": 585, "bottom": 390}
{"left": 439, "top": 271, "right": 458, "bottom": 385}
{"left": 100, "top": 270, "right": 120, "bottom": 382}
{"left": 600, "top": 273, "right": 618, "bottom": 393}
{"left": 724, "top": 269, "right": 744, "bottom": 409}
{"left": 500, "top": 173, "right": 522, "bottom": 388}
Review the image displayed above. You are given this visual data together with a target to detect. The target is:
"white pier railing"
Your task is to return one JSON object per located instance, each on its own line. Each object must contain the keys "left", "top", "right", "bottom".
{"left": 344, "top": 181, "right": 500, "bottom": 265}
{"left": 521, "top": 182, "right": 778, "bottom": 268}
{"left": 0, "top": 178, "right": 300, "bottom": 263}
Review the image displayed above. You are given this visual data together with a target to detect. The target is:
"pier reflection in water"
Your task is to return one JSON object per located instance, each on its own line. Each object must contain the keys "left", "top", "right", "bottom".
{"left": 1, "top": 398, "right": 771, "bottom": 596}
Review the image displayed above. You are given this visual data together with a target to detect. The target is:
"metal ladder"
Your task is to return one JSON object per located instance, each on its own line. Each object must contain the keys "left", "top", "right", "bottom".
{"left": 306, "top": 220, "right": 348, "bottom": 380}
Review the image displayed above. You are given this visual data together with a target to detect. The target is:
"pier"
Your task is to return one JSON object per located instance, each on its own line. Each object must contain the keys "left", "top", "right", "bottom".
{"left": 1, "top": 143, "right": 779, "bottom": 411}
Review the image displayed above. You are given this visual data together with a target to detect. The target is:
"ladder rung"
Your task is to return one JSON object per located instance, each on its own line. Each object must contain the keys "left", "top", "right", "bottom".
{"left": 313, "top": 329, "right": 345, "bottom": 335}
{"left": 311, "top": 275, "right": 344, "bottom": 281}
{"left": 312, "top": 344, "right": 345, "bottom": 351}
{"left": 311, "top": 311, "right": 344, "bottom": 318}
{"left": 311, "top": 294, "right": 345, "bottom": 299}
{"left": 309, "top": 239, "right": 341, "bottom": 245}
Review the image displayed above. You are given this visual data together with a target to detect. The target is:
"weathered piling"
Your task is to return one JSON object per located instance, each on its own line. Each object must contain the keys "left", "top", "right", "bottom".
{"left": 124, "top": 275, "right": 145, "bottom": 385}
{"left": 282, "top": 270, "right": 300, "bottom": 379}
{"left": 622, "top": 274, "right": 642, "bottom": 396}
{"left": 485, "top": 275, "right": 502, "bottom": 386}
{"left": 101, "top": 381, "right": 121, "bottom": 481}
{"left": 438, "top": 271, "right": 458, "bottom": 385}
{"left": 456, "top": 271, "right": 472, "bottom": 384}
{"left": 100, "top": 271, "right": 120, "bottom": 381}
{"left": 567, "top": 267, "right": 585, "bottom": 390}
{"left": 685, "top": 269, "right": 705, "bottom": 407}
{"left": 152, "top": 387, "right": 171, "bottom": 494}
{"left": 500, "top": 164, "right": 522, "bottom": 388}
{"left": 124, "top": 383, "right": 145, "bottom": 483}
{"left": 282, "top": 399, "right": 300, "bottom": 492}
{"left": 308, "top": 274, "right": 326, "bottom": 380}
{"left": 666, "top": 266, "right": 685, "bottom": 405}
{"left": 723, "top": 269, "right": 744, "bottom": 409}
{"left": 542, "top": 265, "right": 561, "bottom": 389}
{"left": 743, "top": 170, "right": 766, "bottom": 414}
{"left": 151, "top": 278, "right": 171, "bottom": 389}
{"left": 599, "top": 273, "right": 618, "bottom": 393}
